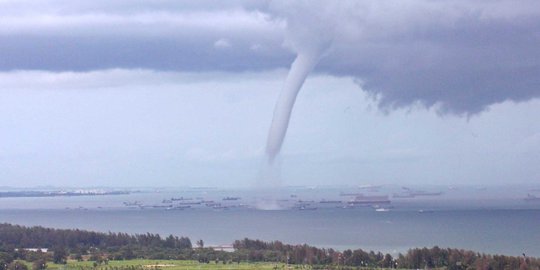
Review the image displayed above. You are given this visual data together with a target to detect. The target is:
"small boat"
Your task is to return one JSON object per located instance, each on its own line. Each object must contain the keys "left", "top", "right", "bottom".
{"left": 298, "top": 206, "right": 317, "bottom": 211}
{"left": 123, "top": 201, "right": 142, "bottom": 206}
{"left": 166, "top": 205, "right": 191, "bottom": 210}
{"left": 171, "top": 197, "right": 193, "bottom": 201}
{"left": 152, "top": 204, "right": 172, "bottom": 209}
{"left": 410, "top": 191, "right": 443, "bottom": 196}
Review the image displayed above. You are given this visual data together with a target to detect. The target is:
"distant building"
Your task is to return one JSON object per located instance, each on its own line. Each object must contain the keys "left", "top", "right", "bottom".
{"left": 207, "top": 245, "right": 235, "bottom": 252}
{"left": 18, "top": 248, "right": 49, "bottom": 253}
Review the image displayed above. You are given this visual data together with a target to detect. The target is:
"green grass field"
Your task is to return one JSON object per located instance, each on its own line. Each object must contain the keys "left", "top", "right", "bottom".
{"left": 20, "top": 259, "right": 415, "bottom": 270}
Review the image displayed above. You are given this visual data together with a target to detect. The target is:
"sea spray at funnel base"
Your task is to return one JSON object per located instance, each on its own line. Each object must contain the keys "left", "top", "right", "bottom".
{"left": 265, "top": 51, "right": 322, "bottom": 164}
{"left": 254, "top": 156, "right": 283, "bottom": 210}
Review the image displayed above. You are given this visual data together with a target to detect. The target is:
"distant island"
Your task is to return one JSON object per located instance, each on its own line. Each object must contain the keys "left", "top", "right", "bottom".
{"left": 0, "top": 223, "right": 538, "bottom": 270}
{"left": 0, "top": 190, "right": 129, "bottom": 198}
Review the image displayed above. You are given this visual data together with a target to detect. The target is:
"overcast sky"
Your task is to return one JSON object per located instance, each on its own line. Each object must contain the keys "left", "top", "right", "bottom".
{"left": 1, "top": 0, "right": 539, "bottom": 187}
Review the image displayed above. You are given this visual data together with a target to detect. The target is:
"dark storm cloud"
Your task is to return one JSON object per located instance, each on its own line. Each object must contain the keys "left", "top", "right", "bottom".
{"left": 0, "top": 1, "right": 290, "bottom": 72}
{"left": 0, "top": 35, "right": 291, "bottom": 72}
{"left": 1, "top": 0, "right": 539, "bottom": 114}
{"left": 318, "top": 2, "right": 540, "bottom": 115}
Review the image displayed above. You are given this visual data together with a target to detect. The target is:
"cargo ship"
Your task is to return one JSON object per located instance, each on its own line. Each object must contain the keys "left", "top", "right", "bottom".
{"left": 319, "top": 199, "right": 342, "bottom": 204}
{"left": 348, "top": 194, "right": 390, "bottom": 205}
{"left": 223, "top": 196, "right": 241, "bottom": 201}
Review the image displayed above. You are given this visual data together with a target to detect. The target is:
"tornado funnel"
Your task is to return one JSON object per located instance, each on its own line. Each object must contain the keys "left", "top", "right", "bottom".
{"left": 266, "top": 51, "right": 321, "bottom": 163}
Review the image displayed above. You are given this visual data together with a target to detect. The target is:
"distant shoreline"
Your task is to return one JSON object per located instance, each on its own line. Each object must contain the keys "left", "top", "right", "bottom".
{"left": 0, "top": 190, "right": 129, "bottom": 198}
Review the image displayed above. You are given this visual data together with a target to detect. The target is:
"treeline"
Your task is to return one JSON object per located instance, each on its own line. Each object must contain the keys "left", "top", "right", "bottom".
{"left": 232, "top": 238, "right": 392, "bottom": 266}
{"left": 397, "top": 247, "right": 540, "bottom": 270}
{"left": 0, "top": 223, "right": 192, "bottom": 250}
{"left": 0, "top": 223, "right": 193, "bottom": 263}
{"left": 232, "top": 238, "right": 540, "bottom": 270}
{"left": 0, "top": 223, "right": 539, "bottom": 270}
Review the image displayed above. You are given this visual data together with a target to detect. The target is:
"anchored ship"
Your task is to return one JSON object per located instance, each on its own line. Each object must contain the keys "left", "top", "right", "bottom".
{"left": 348, "top": 194, "right": 390, "bottom": 205}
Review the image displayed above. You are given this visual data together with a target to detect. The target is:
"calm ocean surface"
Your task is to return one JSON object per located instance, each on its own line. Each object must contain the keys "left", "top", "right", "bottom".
{"left": 0, "top": 186, "right": 539, "bottom": 257}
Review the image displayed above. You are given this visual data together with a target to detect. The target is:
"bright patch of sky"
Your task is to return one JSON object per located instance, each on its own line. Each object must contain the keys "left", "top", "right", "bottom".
{"left": 1, "top": 70, "right": 538, "bottom": 187}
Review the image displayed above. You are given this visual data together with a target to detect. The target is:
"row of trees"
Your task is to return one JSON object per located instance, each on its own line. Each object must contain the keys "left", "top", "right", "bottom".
{"left": 0, "top": 223, "right": 192, "bottom": 251}
{"left": 233, "top": 238, "right": 540, "bottom": 269}
{"left": 1, "top": 223, "right": 539, "bottom": 270}
{"left": 396, "top": 247, "right": 540, "bottom": 270}
{"left": 232, "top": 238, "right": 398, "bottom": 266}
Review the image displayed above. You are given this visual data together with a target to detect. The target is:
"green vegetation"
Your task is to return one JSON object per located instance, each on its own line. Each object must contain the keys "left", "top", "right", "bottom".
{"left": 1, "top": 223, "right": 539, "bottom": 270}
{"left": 4, "top": 259, "right": 414, "bottom": 270}
{"left": 40, "top": 260, "right": 285, "bottom": 270}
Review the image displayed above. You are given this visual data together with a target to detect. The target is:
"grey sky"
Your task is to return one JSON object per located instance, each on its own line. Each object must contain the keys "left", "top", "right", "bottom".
{"left": 0, "top": 0, "right": 539, "bottom": 187}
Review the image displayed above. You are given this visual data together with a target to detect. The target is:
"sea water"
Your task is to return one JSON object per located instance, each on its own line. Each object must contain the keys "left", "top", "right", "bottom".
{"left": 0, "top": 186, "right": 538, "bottom": 257}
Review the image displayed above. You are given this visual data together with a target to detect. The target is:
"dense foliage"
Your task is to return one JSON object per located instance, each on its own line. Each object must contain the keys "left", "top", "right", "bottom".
{"left": 0, "top": 223, "right": 192, "bottom": 251}
{"left": 0, "top": 223, "right": 192, "bottom": 262}
{"left": 396, "top": 247, "right": 540, "bottom": 270}
{"left": 0, "top": 223, "right": 538, "bottom": 269}
{"left": 233, "top": 238, "right": 540, "bottom": 269}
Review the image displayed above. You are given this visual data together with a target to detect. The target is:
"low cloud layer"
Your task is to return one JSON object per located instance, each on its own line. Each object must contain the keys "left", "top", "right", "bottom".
{"left": 1, "top": 0, "right": 539, "bottom": 114}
